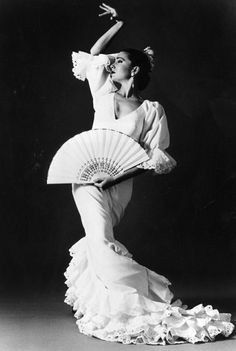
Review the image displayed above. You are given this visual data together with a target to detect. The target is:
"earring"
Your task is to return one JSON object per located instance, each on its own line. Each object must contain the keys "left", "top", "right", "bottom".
{"left": 130, "top": 75, "right": 134, "bottom": 89}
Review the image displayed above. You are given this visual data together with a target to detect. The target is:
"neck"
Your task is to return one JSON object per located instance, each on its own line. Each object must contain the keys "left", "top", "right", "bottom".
{"left": 117, "top": 79, "right": 139, "bottom": 99}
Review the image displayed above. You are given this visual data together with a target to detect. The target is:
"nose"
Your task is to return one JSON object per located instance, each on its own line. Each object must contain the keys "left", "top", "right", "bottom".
{"left": 109, "top": 63, "right": 116, "bottom": 72}
{"left": 106, "top": 63, "right": 114, "bottom": 74}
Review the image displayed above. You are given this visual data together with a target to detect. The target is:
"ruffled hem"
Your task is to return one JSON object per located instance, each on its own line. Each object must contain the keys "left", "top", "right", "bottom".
{"left": 71, "top": 304, "right": 234, "bottom": 345}
{"left": 64, "top": 237, "right": 173, "bottom": 318}
{"left": 64, "top": 237, "right": 234, "bottom": 345}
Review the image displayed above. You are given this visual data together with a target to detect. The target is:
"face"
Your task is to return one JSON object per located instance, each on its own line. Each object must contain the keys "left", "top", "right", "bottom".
{"left": 109, "top": 52, "right": 133, "bottom": 82}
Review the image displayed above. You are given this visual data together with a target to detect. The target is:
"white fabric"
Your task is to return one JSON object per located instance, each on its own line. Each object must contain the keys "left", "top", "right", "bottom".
{"left": 64, "top": 51, "right": 235, "bottom": 345}
{"left": 71, "top": 51, "right": 177, "bottom": 173}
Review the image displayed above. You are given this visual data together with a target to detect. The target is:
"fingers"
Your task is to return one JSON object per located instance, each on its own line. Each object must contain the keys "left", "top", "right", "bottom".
{"left": 103, "top": 3, "right": 117, "bottom": 16}
{"left": 99, "top": 5, "right": 108, "bottom": 11}
{"left": 102, "top": 3, "right": 115, "bottom": 11}
{"left": 94, "top": 182, "right": 104, "bottom": 192}
{"left": 93, "top": 182, "right": 101, "bottom": 187}
{"left": 94, "top": 179, "right": 107, "bottom": 191}
{"left": 94, "top": 180, "right": 105, "bottom": 187}
{"left": 93, "top": 178, "right": 104, "bottom": 186}
{"left": 98, "top": 5, "right": 109, "bottom": 17}
{"left": 98, "top": 12, "right": 109, "bottom": 17}
{"left": 101, "top": 3, "right": 112, "bottom": 10}
{"left": 98, "top": 4, "right": 109, "bottom": 17}
{"left": 92, "top": 177, "right": 103, "bottom": 183}
{"left": 99, "top": 3, "right": 117, "bottom": 18}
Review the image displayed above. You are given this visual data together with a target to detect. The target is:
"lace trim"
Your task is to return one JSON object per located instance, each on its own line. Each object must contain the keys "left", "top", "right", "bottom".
{"left": 73, "top": 305, "right": 234, "bottom": 345}
{"left": 64, "top": 258, "right": 235, "bottom": 345}
{"left": 137, "top": 148, "right": 177, "bottom": 174}
{"left": 64, "top": 237, "right": 134, "bottom": 313}
{"left": 71, "top": 51, "right": 111, "bottom": 81}
{"left": 137, "top": 159, "right": 176, "bottom": 174}
{"left": 64, "top": 237, "right": 235, "bottom": 345}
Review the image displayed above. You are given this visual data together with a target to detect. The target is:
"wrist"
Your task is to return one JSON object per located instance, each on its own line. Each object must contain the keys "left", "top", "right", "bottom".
{"left": 110, "top": 16, "right": 123, "bottom": 23}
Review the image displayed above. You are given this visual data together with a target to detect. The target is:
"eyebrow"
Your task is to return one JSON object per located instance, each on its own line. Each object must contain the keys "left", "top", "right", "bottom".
{"left": 116, "top": 56, "right": 125, "bottom": 61}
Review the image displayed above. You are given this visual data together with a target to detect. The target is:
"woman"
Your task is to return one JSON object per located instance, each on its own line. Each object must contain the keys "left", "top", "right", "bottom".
{"left": 64, "top": 3, "right": 234, "bottom": 345}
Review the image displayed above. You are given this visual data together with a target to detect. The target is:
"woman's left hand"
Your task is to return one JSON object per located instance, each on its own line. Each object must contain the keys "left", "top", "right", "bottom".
{"left": 98, "top": 3, "right": 118, "bottom": 20}
{"left": 93, "top": 175, "right": 115, "bottom": 190}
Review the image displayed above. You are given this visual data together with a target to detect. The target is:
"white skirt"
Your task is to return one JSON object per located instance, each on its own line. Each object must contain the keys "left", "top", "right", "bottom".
{"left": 64, "top": 180, "right": 234, "bottom": 345}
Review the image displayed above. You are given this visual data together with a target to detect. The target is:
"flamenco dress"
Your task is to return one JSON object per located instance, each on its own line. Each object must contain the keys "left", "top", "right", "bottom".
{"left": 63, "top": 51, "right": 235, "bottom": 345}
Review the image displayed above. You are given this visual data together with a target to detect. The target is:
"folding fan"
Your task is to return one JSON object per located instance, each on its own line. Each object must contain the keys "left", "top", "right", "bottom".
{"left": 47, "top": 128, "right": 150, "bottom": 184}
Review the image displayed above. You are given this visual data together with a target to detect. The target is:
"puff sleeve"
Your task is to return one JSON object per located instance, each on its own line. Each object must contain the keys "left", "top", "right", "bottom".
{"left": 137, "top": 102, "right": 177, "bottom": 174}
{"left": 71, "top": 51, "right": 117, "bottom": 103}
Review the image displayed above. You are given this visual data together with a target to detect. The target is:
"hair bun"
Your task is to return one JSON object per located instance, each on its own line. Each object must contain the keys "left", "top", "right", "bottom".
{"left": 143, "top": 46, "right": 155, "bottom": 71}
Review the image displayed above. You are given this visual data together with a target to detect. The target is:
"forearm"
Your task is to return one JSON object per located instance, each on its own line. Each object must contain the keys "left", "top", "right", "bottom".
{"left": 90, "top": 20, "right": 124, "bottom": 55}
{"left": 113, "top": 166, "right": 148, "bottom": 185}
{"left": 93, "top": 166, "right": 148, "bottom": 190}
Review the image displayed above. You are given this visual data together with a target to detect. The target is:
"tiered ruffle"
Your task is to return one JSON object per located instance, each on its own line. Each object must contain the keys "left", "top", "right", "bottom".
{"left": 64, "top": 237, "right": 234, "bottom": 345}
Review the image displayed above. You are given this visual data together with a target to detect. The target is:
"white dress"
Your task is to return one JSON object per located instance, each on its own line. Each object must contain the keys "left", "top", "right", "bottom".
{"left": 64, "top": 51, "right": 234, "bottom": 345}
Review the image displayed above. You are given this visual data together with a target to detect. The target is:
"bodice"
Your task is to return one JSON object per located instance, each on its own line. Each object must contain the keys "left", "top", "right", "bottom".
{"left": 92, "top": 93, "right": 146, "bottom": 142}
{"left": 71, "top": 50, "right": 177, "bottom": 174}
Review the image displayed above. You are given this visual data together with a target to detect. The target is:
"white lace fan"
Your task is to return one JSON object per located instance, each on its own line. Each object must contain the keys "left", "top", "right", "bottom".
{"left": 47, "top": 128, "right": 149, "bottom": 184}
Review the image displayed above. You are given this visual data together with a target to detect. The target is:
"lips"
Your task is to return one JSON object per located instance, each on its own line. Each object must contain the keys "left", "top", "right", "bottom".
{"left": 106, "top": 65, "right": 115, "bottom": 74}
{"left": 109, "top": 71, "right": 116, "bottom": 78}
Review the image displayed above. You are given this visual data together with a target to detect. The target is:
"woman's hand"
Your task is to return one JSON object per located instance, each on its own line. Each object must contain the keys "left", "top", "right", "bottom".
{"left": 93, "top": 175, "right": 115, "bottom": 190}
{"left": 93, "top": 167, "right": 147, "bottom": 191}
{"left": 90, "top": 3, "right": 123, "bottom": 55}
{"left": 99, "top": 3, "right": 118, "bottom": 20}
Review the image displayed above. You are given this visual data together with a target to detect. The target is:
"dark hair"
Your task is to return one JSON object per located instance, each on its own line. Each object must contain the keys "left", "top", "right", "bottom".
{"left": 121, "top": 48, "right": 152, "bottom": 91}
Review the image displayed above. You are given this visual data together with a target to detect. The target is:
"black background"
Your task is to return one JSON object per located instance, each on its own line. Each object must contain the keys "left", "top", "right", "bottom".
{"left": 0, "top": 0, "right": 235, "bottom": 302}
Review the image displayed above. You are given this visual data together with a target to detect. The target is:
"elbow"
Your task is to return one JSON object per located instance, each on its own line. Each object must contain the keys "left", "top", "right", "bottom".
{"left": 90, "top": 45, "right": 101, "bottom": 56}
{"left": 90, "top": 47, "right": 96, "bottom": 56}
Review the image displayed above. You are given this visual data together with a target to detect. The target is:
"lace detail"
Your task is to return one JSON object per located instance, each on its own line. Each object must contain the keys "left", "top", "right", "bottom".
{"left": 72, "top": 51, "right": 110, "bottom": 81}
{"left": 137, "top": 148, "right": 177, "bottom": 174}
{"left": 64, "top": 237, "right": 235, "bottom": 345}
{"left": 71, "top": 304, "right": 234, "bottom": 345}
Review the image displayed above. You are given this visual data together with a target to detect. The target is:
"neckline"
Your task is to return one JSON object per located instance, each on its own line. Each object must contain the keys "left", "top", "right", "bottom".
{"left": 112, "top": 93, "right": 145, "bottom": 121}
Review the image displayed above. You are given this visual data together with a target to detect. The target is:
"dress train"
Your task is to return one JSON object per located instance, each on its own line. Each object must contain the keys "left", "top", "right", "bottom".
{"left": 64, "top": 182, "right": 234, "bottom": 345}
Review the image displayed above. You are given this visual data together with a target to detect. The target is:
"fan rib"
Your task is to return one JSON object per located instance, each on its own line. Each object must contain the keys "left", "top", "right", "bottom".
{"left": 47, "top": 129, "right": 149, "bottom": 184}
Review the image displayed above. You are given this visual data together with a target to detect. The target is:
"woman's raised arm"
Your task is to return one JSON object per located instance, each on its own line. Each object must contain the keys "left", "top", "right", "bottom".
{"left": 90, "top": 3, "right": 124, "bottom": 56}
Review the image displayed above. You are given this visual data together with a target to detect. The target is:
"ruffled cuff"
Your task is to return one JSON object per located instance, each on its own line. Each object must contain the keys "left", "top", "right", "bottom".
{"left": 137, "top": 148, "right": 177, "bottom": 174}
{"left": 71, "top": 51, "right": 114, "bottom": 81}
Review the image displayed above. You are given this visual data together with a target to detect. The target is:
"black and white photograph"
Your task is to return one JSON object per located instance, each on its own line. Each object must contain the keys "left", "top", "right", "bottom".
{"left": 0, "top": 0, "right": 235, "bottom": 350}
